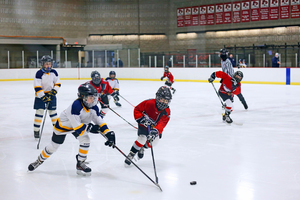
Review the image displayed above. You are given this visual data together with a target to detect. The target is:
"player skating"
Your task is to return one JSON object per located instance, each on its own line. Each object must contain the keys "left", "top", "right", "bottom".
{"left": 89, "top": 71, "right": 118, "bottom": 117}
{"left": 208, "top": 71, "right": 244, "bottom": 124}
{"left": 124, "top": 86, "right": 172, "bottom": 166}
{"left": 219, "top": 49, "right": 248, "bottom": 109}
{"left": 106, "top": 71, "right": 121, "bottom": 107}
{"left": 28, "top": 83, "right": 116, "bottom": 176}
{"left": 33, "top": 55, "right": 61, "bottom": 139}
{"left": 161, "top": 66, "right": 176, "bottom": 94}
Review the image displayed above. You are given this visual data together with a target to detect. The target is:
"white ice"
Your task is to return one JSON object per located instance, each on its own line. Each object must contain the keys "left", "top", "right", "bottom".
{"left": 0, "top": 80, "right": 300, "bottom": 200}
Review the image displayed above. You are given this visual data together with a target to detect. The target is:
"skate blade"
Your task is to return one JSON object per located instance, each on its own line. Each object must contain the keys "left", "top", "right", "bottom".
{"left": 76, "top": 170, "right": 91, "bottom": 176}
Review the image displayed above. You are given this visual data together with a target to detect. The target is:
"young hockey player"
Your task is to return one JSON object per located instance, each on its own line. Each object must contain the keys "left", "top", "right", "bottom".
{"left": 89, "top": 71, "right": 118, "bottom": 117}
{"left": 124, "top": 86, "right": 172, "bottom": 166}
{"left": 208, "top": 71, "right": 244, "bottom": 124}
{"left": 28, "top": 83, "right": 116, "bottom": 176}
{"left": 33, "top": 55, "right": 61, "bottom": 139}
{"left": 106, "top": 71, "right": 121, "bottom": 107}
{"left": 219, "top": 49, "right": 248, "bottom": 109}
{"left": 161, "top": 66, "right": 176, "bottom": 94}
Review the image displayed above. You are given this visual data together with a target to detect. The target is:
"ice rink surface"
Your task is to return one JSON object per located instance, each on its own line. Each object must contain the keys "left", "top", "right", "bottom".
{"left": 0, "top": 79, "right": 300, "bottom": 200}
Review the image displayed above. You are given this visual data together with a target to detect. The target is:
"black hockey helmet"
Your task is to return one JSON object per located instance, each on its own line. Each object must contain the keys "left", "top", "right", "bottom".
{"left": 91, "top": 71, "right": 101, "bottom": 85}
{"left": 233, "top": 71, "right": 243, "bottom": 83}
{"left": 40, "top": 55, "right": 53, "bottom": 72}
{"left": 109, "top": 71, "right": 116, "bottom": 78}
{"left": 155, "top": 86, "right": 172, "bottom": 110}
{"left": 219, "top": 48, "right": 229, "bottom": 61}
{"left": 164, "top": 65, "right": 169, "bottom": 72}
{"left": 78, "top": 83, "right": 98, "bottom": 108}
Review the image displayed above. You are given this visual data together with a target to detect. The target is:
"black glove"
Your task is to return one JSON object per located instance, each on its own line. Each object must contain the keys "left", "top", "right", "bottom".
{"left": 161, "top": 76, "right": 164, "bottom": 81}
{"left": 86, "top": 123, "right": 100, "bottom": 134}
{"left": 136, "top": 114, "right": 155, "bottom": 128}
{"left": 147, "top": 128, "right": 159, "bottom": 143}
{"left": 48, "top": 89, "right": 57, "bottom": 96}
{"left": 104, "top": 131, "right": 115, "bottom": 147}
{"left": 41, "top": 95, "right": 51, "bottom": 103}
{"left": 208, "top": 72, "right": 216, "bottom": 83}
{"left": 111, "top": 92, "right": 119, "bottom": 101}
{"left": 231, "top": 78, "right": 238, "bottom": 85}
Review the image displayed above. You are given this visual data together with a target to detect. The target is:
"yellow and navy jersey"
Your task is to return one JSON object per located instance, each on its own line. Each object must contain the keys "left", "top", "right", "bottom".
{"left": 54, "top": 99, "right": 110, "bottom": 136}
{"left": 34, "top": 69, "right": 61, "bottom": 98}
{"left": 105, "top": 77, "right": 119, "bottom": 91}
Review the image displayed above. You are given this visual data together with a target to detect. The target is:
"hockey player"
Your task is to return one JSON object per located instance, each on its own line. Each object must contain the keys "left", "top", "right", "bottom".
{"left": 33, "top": 55, "right": 61, "bottom": 139}
{"left": 106, "top": 71, "right": 121, "bottom": 107}
{"left": 28, "top": 83, "right": 116, "bottom": 176}
{"left": 219, "top": 49, "right": 248, "bottom": 109}
{"left": 89, "top": 71, "right": 118, "bottom": 117}
{"left": 161, "top": 66, "right": 176, "bottom": 94}
{"left": 208, "top": 71, "right": 243, "bottom": 124}
{"left": 124, "top": 86, "right": 172, "bottom": 166}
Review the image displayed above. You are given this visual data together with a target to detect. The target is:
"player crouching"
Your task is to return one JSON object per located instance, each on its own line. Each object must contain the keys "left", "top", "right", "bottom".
{"left": 124, "top": 86, "right": 172, "bottom": 166}
{"left": 208, "top": 71, "right": 243, "bottom": 124}
{"left": 28, "top": 83, "right": 116, "bottom": 176}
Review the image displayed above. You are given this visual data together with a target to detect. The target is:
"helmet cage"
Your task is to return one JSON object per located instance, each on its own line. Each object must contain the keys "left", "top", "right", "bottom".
{"left": 156, "top": 96, "right": 171, "bottom": 110}
{"left": 91, "top": 71, "right": 101, "bottom": 85}
{"left": 82, "top": 94, "right": 98, "bottom": 108}
{"left": 40, "top": 55, "right": 53, "bottom": 72}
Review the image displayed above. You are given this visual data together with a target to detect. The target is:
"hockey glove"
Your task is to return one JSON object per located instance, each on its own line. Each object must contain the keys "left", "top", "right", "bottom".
{"left": 87, "top": 123, "right": 100, "bottom": 134}
{"left": 111, "top": 92, "right": 119, "bottom": 101}
{"left": 41, "top": 95, "right": 51, "bottom": 103}
{"left": 48, "top": 89, "right": 57, "bottom": 96}
{"left": 231, "top": 78, "right": 238, "bottom": 85}
{"left": 104, "top": 131, "right": 116, "bottom": 147}
{"left": 208, "top": 72, "right": 216, "bottom": 83}
{"left": 147, "top": 128, "right": 159, "bottom": 143}
{"left": 136, "top": 114, "right": 155, "bottom": 128}
{"left": 161, "top": 76, "right": 164, "bottom": 81}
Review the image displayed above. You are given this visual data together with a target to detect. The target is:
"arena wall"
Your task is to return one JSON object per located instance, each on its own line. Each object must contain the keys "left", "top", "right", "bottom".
{"left": 0, "top": 68, "right": 299, "bottom": 85}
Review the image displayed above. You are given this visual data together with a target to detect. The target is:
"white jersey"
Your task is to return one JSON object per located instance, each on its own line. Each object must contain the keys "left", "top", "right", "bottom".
{"left": 54, "top": 99, "right": 110, "bottom": 136}
{"left": 221, "top": 59, "right": 234, "bottom": 77}
{"left": 34, "top": 69, "right": 61, "bottom": 98}
{"left": 105, "top": 77, "right": 120, "bottom": 91}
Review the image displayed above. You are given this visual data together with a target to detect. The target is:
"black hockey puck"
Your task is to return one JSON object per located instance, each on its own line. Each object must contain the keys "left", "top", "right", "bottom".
{"left": 190, "top": 181, "right": 197, "bottom": 185}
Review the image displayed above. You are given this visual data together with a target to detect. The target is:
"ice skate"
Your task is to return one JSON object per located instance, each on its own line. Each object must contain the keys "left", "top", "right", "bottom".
{"left": 76, "top": 155, "right": 91, "bottom": 176}
{"left": 28, "top": 158, "right": 43, "bottom": 171}
{"left": 222, "top": 112, "right": 233, "bottom": 124}
{"left": 115, "top": 102, "right": 122, "bottom": 107}
{"left": 171, "top": 88, "right": 176, "bottom": 94}
{"left": 137, "top": 147, "right": 144, "bottom": 160}
{"left": 34, "top": 131, "right": 39, "bottom": 139}
{"left": 124, "top": 151, "right": 135, "bottom": 167}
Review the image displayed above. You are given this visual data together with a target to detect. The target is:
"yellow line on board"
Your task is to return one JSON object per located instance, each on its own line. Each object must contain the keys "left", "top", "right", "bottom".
{"left": 0, "top": 78, "right": 298, "bottom": 85}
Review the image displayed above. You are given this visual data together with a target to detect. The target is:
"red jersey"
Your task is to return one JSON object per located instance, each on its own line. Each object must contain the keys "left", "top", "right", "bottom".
{"left": 215, "top": 71, "right": 241, "bottom": 95}
{"left": 134, "top": 99, "right": 170, "bottom": 135}
{"left": 163, "top": 71, "right": 174, "bottom": 83}
{"left": 89, "top": 79, "right": 114, "bottom": 101}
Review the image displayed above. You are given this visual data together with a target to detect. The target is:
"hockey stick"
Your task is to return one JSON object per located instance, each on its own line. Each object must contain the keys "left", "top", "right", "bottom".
{"left": 98, "top": 100, "right": 138, "bottom": 129}
{"left": 211, "top": 82, "right": 226, "bottom": 108}
{"left": 119, "top": 94, "right": 135, "bottom": 108}
{"left": 148, "top": 126, "right": 159, "bottom": 184}
{"left": 99, "top": 133, "right": 163, "bottom": 191}
{"left": 37, "top": 102, "right": 50, "bottom": 149}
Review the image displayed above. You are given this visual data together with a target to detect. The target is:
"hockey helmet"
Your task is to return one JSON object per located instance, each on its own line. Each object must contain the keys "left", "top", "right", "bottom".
{"left": 164, "top": 65, "right": 169, "bottom": 72}
{"left": 91, "top": 71, "right": 101, "bottom": 85}
{"left": 233, "top": 71, "right": 243, "bottom": 83}
{"left": 155, "top": 86, "right": 172, "bottom": 110}
{"left": 40, "top": 55, "right": 53, "bottom": 73}
{"left": 109, "top": 71, "right": 116, "bottom": 78}
{"left": 78, "top": 83, "right": 98, "bottom": 108}
{"left": 219, "top": 49, "right": 229, "bottom": 61}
